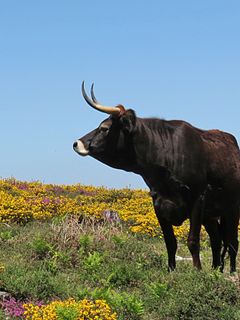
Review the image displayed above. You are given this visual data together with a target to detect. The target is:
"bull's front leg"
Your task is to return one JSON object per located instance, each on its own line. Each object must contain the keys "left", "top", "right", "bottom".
{"left": 151, "top": 191, "right": 177, "bottom": 271}
{"left": 160, "top": 219, "right": 177, "bottom": 271}
{"left": 187, "top": 195, "right": 204, "bottom": 269}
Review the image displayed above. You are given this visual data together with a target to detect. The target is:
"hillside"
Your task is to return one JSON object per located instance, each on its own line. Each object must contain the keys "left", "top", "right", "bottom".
{"left": 0, "top": 179, "right": 239, "bottom": 319}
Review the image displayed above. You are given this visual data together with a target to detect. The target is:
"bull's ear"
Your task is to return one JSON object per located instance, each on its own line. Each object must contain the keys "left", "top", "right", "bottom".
{"left": 120, "top": 109, "right": 136, "bottom": 133}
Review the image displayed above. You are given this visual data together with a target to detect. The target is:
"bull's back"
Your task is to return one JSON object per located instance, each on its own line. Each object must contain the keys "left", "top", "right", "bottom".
{"left": 201, "top": 129, "right": 240, "bottom": 193}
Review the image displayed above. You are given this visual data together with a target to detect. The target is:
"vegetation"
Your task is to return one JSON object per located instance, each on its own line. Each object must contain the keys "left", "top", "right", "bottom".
{"left": 0, "top": 178, "right": 195, "bottom": 238}
{"left": 0, "top": 179, "right": 239, "bottom": 319}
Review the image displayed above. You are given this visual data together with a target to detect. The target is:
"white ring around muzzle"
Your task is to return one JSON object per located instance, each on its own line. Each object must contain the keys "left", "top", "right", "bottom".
{"left": 73, "top": 140, "right": 89, "bottom": 156}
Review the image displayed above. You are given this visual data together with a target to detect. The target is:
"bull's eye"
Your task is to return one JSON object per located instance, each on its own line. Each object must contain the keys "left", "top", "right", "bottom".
{"left": 99, "top": 126, "right": 109, "bottom": 133}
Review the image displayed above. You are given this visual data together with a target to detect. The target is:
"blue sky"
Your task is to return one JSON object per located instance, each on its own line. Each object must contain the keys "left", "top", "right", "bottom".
{"left": 1, "top": 1, "right": 240, "bottom": 189}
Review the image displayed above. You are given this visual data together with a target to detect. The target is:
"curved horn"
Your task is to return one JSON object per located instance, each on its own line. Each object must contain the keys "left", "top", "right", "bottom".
{"left": 90, "top": 83, "right": 99, "bottom": 104}
{"left": 81, "top": 81, "right": 124, "bottom": 116}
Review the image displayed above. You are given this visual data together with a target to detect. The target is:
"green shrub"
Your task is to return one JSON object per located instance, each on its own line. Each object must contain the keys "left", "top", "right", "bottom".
{"left": 0, "top": 264, "right": 54, "bottom": 300}
{"left": 79, "top": 234, "right": 93, "bottom": 250}
{"left": 77, "top": 287, "right": 144, "bottom": 320}
{"left": 111, "top": 234, "right": 127, "bottom": 247}
{"left": 56, "top": 305, "right": 79, "bottom": 320}
{"left": 31, "top": 235, "right": 53, "bottom": 259}
{"left": 0, "top": 229, "right": 14, "bottom": 241}
{"left": 84, "top": 251, "right": 103, "bottom": 271}
{"left": 107, "top": 263, "right": 143, "bottom": 287}
{"left": 158, "top": 269, "right": 240, "bottom": 320}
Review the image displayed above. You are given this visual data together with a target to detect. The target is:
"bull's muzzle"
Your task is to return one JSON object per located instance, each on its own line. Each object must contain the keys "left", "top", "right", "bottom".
{"left": 73, "top": 140, "right": 89, "bottom": 156}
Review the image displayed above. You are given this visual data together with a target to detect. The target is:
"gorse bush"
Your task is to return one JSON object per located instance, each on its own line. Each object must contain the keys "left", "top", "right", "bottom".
{"left": 0, "top": 178, "right": 206, "bottom": 240}
{"left": 23, "top": 299, "right": 117, "bottom": 320}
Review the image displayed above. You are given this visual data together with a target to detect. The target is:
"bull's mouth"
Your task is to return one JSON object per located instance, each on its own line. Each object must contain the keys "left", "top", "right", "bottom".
{"left": 73, "top": 140, "right": 89, "bottom": 156}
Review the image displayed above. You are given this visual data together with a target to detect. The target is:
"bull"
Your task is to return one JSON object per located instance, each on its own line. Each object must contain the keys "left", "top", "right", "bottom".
{"left": 73, "top": 82, "right": 240, "bottom": 272}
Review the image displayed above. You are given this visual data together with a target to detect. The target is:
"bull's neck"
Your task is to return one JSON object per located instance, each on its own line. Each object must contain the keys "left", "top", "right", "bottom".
{"left": 132, "top": 118, "right": 181, "bottom": 193}
{"left": 134, "top": 118, "right": 175, "bottom": 170}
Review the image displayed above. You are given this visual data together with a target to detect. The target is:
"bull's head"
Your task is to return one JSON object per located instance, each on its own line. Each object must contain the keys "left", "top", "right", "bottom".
{"left": 73, "top": 82, "right": 137, "bottom": 170}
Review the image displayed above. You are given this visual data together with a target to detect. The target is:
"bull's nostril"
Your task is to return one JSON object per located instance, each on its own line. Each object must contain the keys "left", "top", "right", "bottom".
{"left": 73, "top": 141, "right": 78, "bottom": 149}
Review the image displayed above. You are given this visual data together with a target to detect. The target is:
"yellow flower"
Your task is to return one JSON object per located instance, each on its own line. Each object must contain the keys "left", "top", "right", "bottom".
{"left": 23, "top": 298, "right": 117, "bottom": 320}
{"left": 0, "top": 178, "right": 206, "bottom": 240}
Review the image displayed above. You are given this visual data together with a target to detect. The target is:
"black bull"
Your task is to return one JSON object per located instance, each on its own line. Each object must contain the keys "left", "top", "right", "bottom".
{"left": 73, "top": 82, "right": 240, "bottom": 272}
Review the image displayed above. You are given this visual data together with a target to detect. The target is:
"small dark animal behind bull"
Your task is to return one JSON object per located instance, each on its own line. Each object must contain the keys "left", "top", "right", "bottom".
{"left": 73, "top": 82, "right": 240, "bottom": 272}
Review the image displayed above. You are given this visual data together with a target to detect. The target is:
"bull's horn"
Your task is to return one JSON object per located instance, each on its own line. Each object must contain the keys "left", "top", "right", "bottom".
{"left": 90, "top": 83, "right": 99, "bottom": 103}
{"left": 81, "top": 81, "right": 125, "bottom": 116}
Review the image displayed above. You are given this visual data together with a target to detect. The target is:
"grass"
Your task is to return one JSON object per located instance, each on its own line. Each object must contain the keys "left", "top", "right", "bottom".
{"left": 0, "top": 215, "right": 240, "bottom": 319}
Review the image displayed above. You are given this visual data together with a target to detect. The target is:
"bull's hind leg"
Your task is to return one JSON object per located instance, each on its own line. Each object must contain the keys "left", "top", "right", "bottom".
{"left": 218, "top": 218, "right": 228, "bottom": 272}
{"left": 187, "top": 195, "right": 204, "bottom": 270}
{"left": 220, "top": 242, "right": 228, "bottom": 272}
{"left": 203, "top": 219, "right": 221, "bottom": 269}
{"left": 227, "top": 216, "right": 239, "bottom": 273}
{"left": 221, "top": 207, "right": 239, "bottom": 273}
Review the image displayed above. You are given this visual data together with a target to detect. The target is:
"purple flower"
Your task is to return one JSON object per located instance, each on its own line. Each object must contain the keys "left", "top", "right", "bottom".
{"left": 2, "top": 297, "right": 25, "bottom": 317}
{"left": 42, "top": 197, "right": 51, "bottom": 204}
{"left": 2, "top": 297, "right": 44, "bottom": 318}
{"left": 18, "top": 183, "right": 29, "bottom": 190}
{"left": 54, "top": 198, "right": 61, "bottom": 205}
{"left": 48, "top": 185, "right": 65, "bottom": 195}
